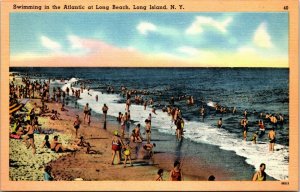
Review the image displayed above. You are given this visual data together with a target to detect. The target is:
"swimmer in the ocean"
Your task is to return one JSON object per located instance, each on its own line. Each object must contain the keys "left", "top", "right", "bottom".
{"left": 199, "top": 106, "right": 205, "bottom": 122}
{"left": 217, "top": 118, "right": 222, "bottom": 128}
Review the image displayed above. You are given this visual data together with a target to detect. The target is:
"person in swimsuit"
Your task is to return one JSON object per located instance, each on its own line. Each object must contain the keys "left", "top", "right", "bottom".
{"left": 217, "top": 118, "right": 222, "bottom": 128}
{"left": 126, "top": 98, "right": 131, "bottom": 112}
{"left": 145, "top": 119, "right": 151, "bottom": 144}
{"left": 111, "top": 131, "right": 124, "bottom": 165}
{"left": 278, "top": 114, "right": 284, "bottom": 128}
{"left": 24, "top": 120, "right": 36, "bottom": 154}
{"left": 155, "top": 169, "right": 164, "bottom": 181}
{"left": 134, "top": 124, "right": 143, "bottom": 142}
{"left": 175, "top": 118, "right": 184, "bottom": 141}
{"left": 50, "top": 135, "right": 65, "bottom": 153}
{"left": 143, "top": 143, "right": 156, "bottom": 158}
{"left": 241, "top": 117, "right": 248, "bottom": 141}
{"left": 102, "top": 104, "right": 108, "bottom": 121}
{"left": 120, "top": 113, "right": 127, "bottom": 137}
{"left": 117, "top": 112, "right": 122, "bottom": 123}
{"left": 40, "top": 135, "right": 51, "bottom": 148}
{"left": 76, "top": 136, "right": 90, "bottom": 147}
{"left": 268, "top": 128, "right": 276, "bottom": 152}
{"left": 170, "top": 161, "right": 183, "bottom": 181}
{"left": 143, "top": 100, "right": 147, "bottom": 110}
{"left": 199, "top": 106, "right": 205, "bottom": 122}
{"left": 252, "top": 163, "right": 266, "bottom": 181}
{"left": 87, "top": 109, "right": 91, "bottom": 126}
{"left": 122, "top": 141, "right": 132, "bottom": 168}
{"left": 232, "top": 107, "right": 237, "bottom": 114}
{"left": 251, "top": 131, "right": 258, "bottom": 144}
{"left": 83, "top": 103, "right": 89, "bottom": 123}
{"left": 73, "top": 115, "right": 81, "bottom": 137}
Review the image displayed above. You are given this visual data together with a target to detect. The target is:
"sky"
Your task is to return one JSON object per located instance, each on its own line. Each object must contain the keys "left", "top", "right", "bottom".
{"left": 10, "top": 12, "right": 288, "bottom": 67}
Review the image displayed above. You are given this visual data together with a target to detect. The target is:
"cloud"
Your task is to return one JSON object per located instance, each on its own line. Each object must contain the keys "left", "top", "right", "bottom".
{"left": 186, "top": 16, "right": 233, "bottom": 35}
{"left": 178, "top": 46, "right": 200, "bottom": 56}
{"left": 137, "top": 22, "right": 157, "bottom": 35}
{"left": 68, "top": 35, "right": 84, "bottom": 50}
{"left": 40, "top": 36, "right": 61, "bottom": 51}
{"left": 253, "top": 22, "right": 273, "bottom": 48}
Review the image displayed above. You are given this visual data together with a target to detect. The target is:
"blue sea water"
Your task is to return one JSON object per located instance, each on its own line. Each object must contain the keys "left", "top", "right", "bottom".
{"left": 10, "top": 67, "right": 289, "bottom": 180}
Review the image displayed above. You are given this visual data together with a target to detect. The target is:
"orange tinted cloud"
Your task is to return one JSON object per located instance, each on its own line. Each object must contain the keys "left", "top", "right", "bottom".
{"left": 11, "top": 37, "right": 192, "bottom": 67}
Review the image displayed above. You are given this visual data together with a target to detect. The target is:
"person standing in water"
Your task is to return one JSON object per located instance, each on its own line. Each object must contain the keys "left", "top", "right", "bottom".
{"left": 217, "top": 118, "right": 222, "bottom": 128}
{"left": 241, "top": 117, "right": 248, "bottom": 141}
{"left": 252, "top": 163, "right": 266, "bottom": 181}
{"left": 268, "top": 128, "right": 276, "bottom": 152}
{"left": 199, "top": 106, "right": 205, "bottom": 122}
{"left": 145, "top": 119, "right": 151, "bottom": 143}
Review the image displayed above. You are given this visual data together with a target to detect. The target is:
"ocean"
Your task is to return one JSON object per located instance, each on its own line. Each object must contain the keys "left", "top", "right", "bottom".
{"left": 10, "top": 67, "right": 289, "bottom": 180}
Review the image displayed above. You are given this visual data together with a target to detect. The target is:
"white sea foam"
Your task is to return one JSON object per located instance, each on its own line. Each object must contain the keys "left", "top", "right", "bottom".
{"left": 61, "top": 79, "right": 289, "bottom": 181}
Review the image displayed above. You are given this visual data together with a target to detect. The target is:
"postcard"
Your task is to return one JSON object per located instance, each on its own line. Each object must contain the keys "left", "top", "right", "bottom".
{"left": 0, "top": 0, "right": 299, "bottom": 191}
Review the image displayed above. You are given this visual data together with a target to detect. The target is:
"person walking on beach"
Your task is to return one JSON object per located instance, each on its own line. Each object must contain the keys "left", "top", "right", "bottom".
{"left": 102, "top": 104, "right": 109, "bottom": 122}
{"left": 24, "top": 120, "right": 36, "bottom": 155}
{"left": 87, "top": 109, "right": 91, "bottom": 126}
{"left": 111, "top": 131, "right": 123, "bottom": 165}
{"left": 83, "top": 103, "right": 89, "bottom": 124}
{"left": 73, "top": 115, "right": 81, "bottom": 137}
{"left": 155, "top": 169, "right": 164, "bottom": 181}
{"left": 170, "top": 161, "right": 183, "bottom": 181}
{"left": 268, "top": 128, "right": 276, "bottom": 152}
{"left": 252, "top": 163, "right": 266, "bottom": 181}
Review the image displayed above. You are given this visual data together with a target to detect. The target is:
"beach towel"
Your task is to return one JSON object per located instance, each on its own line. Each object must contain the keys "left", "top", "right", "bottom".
{"left": 10, "top": 133, "right": 21, "bottom": 139}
